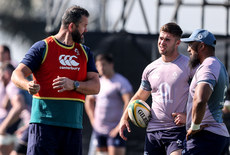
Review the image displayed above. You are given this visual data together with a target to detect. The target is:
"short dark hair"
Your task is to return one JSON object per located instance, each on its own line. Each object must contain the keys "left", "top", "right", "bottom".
{"left": 160, "top": 22, "right": 183, "bottom": 38}
{"left": 62, "top": 5, "right": 89, "bottom": 28}
{"left": 95, "top": 53, "right": 114, "bottom": 63}
{"left": 0, "top": 62, "right": 15, "bottom": 73}
{"left": 1, "top": 44, "right": 10, "bottom": 54}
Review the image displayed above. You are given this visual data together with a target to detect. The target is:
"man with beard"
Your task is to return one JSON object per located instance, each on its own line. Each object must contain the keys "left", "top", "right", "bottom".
{"left": 11, "top": 5, "right": 100, "bottom": 155}
{"left": 181, "top": 29, "right": 229, "bottom": 154}
{"left": 119, "top": 22, "right": 196, "bottom": 155}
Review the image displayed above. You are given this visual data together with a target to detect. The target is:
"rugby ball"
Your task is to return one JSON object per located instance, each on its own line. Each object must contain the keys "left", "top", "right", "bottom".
{"left": 128, "top": 100, "right": 151, "bottom": 128}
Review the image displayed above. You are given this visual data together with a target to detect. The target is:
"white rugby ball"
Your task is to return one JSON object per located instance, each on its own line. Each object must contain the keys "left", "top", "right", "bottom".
{"left": 128, "top": 100, "right": 151, "bottom": 128}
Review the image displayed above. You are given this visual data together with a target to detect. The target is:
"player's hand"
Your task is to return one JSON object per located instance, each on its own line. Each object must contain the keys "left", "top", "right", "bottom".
{"left": 186, "top": 124, "right": 209, "bottom": 140}
{"left": 119, "top": 119, "right": 130, "bottom": 141}
{"left": 109, "top": 127, "right": 119, "bottom": 138}
{"left": 172, "top": 112, "right": 186, "bottom": 126}
{"left": 27, "top": 81, "right": 40, "bottom": 95}
{"left": 52, "top": 76, "right": 74, "bottom": 92}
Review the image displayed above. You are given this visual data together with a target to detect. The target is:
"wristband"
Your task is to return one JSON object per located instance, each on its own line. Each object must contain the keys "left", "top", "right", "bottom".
{"left": 190, "top": 122, "right": 200, "bottom": 131}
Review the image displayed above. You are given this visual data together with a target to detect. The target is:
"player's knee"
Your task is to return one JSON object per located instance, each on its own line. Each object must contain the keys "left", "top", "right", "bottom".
{"left": 96, "top": 151, "right": 108, "bottom": 155}
{"left": 14, "top": 142, "right": 27, "bottom": 154}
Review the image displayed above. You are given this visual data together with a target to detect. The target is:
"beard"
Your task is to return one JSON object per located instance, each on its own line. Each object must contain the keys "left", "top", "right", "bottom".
{"left": 71, "top": 29, "right": 84, "bottom": 43}
{"left": 189, "top": 52, "right": 200, "bottom": 69}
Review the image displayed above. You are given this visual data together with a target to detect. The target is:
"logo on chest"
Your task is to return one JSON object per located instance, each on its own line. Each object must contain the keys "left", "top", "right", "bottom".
{"left": 59, "top": 54, "right": 80, "bottom": 71}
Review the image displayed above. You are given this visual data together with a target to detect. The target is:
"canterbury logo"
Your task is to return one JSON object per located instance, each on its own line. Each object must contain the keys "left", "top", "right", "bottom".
{"left": 59, "top": 55, "right": 79, "bottom": 66}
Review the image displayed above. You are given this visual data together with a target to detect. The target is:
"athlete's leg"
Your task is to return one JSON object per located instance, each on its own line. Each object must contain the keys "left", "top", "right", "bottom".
{"left": 0, "top": 143, "right": 14, "bottom": 155}
{"left": 107, "top": 132, "right": 126, "bottom": 155}
{"left": 11, "top": 127, "right": 29, "bottom": 155}
{"left": 108, "top": 146, "right": 125, "bottom": 155}
{"left": 94, "top": 131, "right": 108, "bottom": 155}
{"left": 170, "top": 149, "right": 182, "bottom": 155}
{"left": 0, "top": 118, "right": 20, "bottom": 155}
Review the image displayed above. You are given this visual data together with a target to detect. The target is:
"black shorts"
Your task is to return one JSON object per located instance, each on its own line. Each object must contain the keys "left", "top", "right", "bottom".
{"left": 94, "top": 130, "right": 126, "bottom": 148}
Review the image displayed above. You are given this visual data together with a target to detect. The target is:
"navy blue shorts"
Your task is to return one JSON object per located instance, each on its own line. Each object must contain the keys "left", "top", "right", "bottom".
{"left": 144, "top": 127, "right": 186, "bottom": 155}
{"left": 184, "top": 130, "right": 229, "bottom": 155}
{"left": 27, "top": 123, "right": 82, "bottom": 155}
{"left": 94, "top": 130, "right": 126, "bottom": 148}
